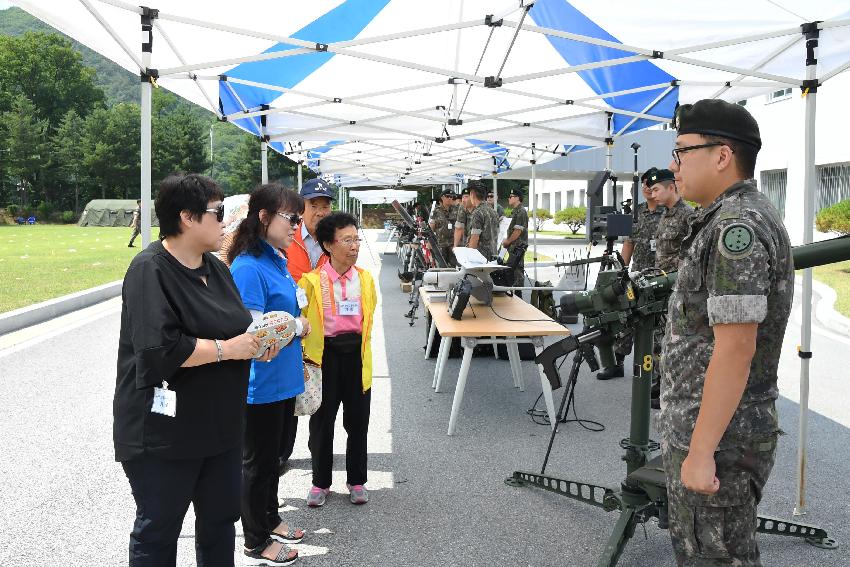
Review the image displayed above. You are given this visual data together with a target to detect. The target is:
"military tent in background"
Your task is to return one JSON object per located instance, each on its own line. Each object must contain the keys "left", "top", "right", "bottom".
{"left": 77, "top": 199, "right": 158, "bottom": 227}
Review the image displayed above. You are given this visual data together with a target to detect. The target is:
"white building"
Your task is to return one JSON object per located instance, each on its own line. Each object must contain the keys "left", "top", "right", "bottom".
{"left": 521, "top": 72, "right": 850, "bottom": 245}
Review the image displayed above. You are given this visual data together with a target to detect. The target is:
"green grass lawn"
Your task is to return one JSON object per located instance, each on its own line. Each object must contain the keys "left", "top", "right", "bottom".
{"left": 0, "top": 225, "right": 154, "bottom": 313}
{"left": 524, "top": 250, "right": 553, "bottom": 262}
{"left": 812, "top": 260, "right": 850, "bottom": 318}
{"left": 533, "top": 230, "right": 585, "bottom": 239}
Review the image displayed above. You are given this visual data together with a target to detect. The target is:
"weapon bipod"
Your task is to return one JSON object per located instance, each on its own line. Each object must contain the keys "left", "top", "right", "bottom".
{"left": 507, "top": 339, "right": 837, "bottom": 566}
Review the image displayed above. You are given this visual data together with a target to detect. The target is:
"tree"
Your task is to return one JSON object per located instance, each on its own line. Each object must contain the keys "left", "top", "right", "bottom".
{"left": 153, "top": 93, "right": 210, "bottom": 185}
{"left": 2, "top": 95, "right": 48, "bottom": 210}
{"left": 0, "top": 32, "right": 104, "bottom": 125}
{"left": 554, "top": 206, "right": 587, "bottom": 234}
{"left": 51, "top": 109, "right": 86, "bottom": 213}
{"left": 816, "top": 200, "right": 850, "bottom": 235}
{"left": 82, "top": 103, "right": 140, "bottom": 199}
{"left": 530, "top": 208, "right": 553, "bottom": 232}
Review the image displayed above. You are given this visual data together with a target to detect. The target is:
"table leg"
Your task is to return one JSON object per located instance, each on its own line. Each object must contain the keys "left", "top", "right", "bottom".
{"left": 507, "top": 341, "right": 525, "bottom": 392}
{"left": 424, "top": 319, "right": 437, "bottom": 359}
{"left": 533, "top": 337, "right": 556, "bottom": 430}
{"left": 491, "top": 337, "right": 499, "bottom": 359}
{"left": 448, "top": 338, "right": 476, "bottom": 436}
{"left": 433, "top": 336, "right": 450, "bottom": 392}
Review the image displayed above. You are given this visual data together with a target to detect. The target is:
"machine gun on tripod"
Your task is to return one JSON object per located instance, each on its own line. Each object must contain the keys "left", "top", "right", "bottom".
{"left": 506, "top": 236, "right": 850, "bottom": 567}
{"left": 391, "top": 200, "right": 449, "bottom": 325}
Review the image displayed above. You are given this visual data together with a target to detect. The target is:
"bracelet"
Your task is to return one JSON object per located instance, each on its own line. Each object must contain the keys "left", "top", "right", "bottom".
{"left": 214, "top": 339, "right": 223, "bottom": 363}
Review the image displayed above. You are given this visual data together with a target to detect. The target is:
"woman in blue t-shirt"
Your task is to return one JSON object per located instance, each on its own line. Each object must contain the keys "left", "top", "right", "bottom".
{"left": 228, "top": 184, "right": 311, "bottom": 567}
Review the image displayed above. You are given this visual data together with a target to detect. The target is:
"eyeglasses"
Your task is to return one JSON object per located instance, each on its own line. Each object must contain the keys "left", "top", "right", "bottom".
{"left": 276, "top": 212, "right": 302, "bottom": 225}
{"left": 671, "top": 142, "right": 730, "bottom": 166}
{"left": 205, "top": 204, "right": 225, "bottom": 222}
{"left": 334, "top": 237, "right": 362, "bottom": 247}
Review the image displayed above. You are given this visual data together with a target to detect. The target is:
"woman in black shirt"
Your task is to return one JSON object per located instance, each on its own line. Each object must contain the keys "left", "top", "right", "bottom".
{"left": 114, "top": 174, "right": 277, "bottom": 567}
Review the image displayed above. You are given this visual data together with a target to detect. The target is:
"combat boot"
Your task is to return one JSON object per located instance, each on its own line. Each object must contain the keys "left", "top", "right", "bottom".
{"left": 596, "top": 354, "right": 625, "bottom": 380}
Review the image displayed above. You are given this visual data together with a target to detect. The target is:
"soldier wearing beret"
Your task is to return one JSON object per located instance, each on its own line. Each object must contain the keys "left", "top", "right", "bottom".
{"left": 661, "top": 99, "right": 793, "bottom": 566}
{"left": 429, "top": 188, "right": 458, "bottom": 266}
{"left": 597, "top": 166, "right": 664, "bottom": 380}
{"left": 651, "top": 168, "right": 694, "bottom": 274}
{"left": 453, "top": 187, "right": 474, "bottom": 251}
{"left": 466, "top": 181, "right": 500, "bottom": 260}
{"left": 501, "top": 188, "right": 529, "bottom": 287}
{"left": 487, "top": 191, "right": 505, "bottom": 218}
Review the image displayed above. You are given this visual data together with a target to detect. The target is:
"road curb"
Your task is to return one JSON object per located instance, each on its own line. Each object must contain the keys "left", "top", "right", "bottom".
{"left": 811, "top": 278, "right": 850, "bottom": 336}
{"left": 0, "top": 280, "right": 123, "bottom": 336}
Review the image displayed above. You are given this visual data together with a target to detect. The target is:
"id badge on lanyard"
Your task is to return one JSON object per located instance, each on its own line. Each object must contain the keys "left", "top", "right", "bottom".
{"left": 152, "top": 381, "right": 177, "bottom": 417}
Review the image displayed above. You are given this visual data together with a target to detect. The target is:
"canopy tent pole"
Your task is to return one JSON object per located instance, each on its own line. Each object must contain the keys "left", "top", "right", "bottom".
{"left": 297, "top": 159, "right": 303, "bottom": 189}
{"left": 493, "top": 173, "right": 498, "bottom": 210}
{"left": 531, "top": 143, "right": 537, "bottom": 283}
{"left": 260, "top": 141, "right": 268, "bottom": 184}
{"left": 795, "top": 23, "right": 819, "bottom": 517}
{"left": 140, "top": 9, "right": 154, "bottom": 249}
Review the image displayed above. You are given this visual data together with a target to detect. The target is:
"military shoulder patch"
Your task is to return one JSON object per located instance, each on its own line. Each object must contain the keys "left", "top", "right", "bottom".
{"left": 719, "top": 223, "right": 755, "bottom": 259}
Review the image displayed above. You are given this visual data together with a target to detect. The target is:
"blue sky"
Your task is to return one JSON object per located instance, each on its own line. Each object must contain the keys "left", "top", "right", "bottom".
{"left": 0, "top": 1, "right": 13, "bottom": 10}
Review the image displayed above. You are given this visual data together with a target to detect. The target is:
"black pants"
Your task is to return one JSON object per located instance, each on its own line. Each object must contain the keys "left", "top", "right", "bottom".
{"left": 309, "top": 333, "right": 371, "bottom": 489}
{"left": 122, "top": 446, "right": 241, "bottom": 567}
{"left": 241, "top": 398, "right": 294, "bottom": 550}
{"left": 278, "top": 407, "right": 298, "bottom": 464}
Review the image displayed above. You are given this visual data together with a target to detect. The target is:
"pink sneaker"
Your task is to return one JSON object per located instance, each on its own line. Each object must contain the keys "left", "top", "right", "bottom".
{"left": 306, "top": 486, "right": 329, "bottom": 507}
{"left": 347, "top": 484, "right": 369, "bottom": 505}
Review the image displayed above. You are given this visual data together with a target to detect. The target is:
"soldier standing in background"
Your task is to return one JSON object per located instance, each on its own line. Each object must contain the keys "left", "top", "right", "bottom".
{"left": 652, "top": 168, "right": 694, "bottom": 273}
{"left": 487, "top": 191, "right": 505, "bottom": 218}
{"left": 127, "top": 199, "right": 141, "bottom": 248}
{"left": 466, "top": 181, "right": 500, "bottom": 260}
{"left": 661, "top": 99, "right": 793, "bottom": 566}
{"left": 453, "top": 187, "right": 474, "bottom": 250}
{"left": 429, "top": 188, "right": 457, "bottom": 267}
{"left": 597, "top": 168, "right": 664, "bottom": 380}
{"left": 501, "top": 188, "right": 528, "bottom": 288}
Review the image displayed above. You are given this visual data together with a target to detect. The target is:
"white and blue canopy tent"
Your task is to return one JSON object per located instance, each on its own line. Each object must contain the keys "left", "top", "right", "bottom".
{"left": 12, "top": 0, "right": 850, "bottom": 515}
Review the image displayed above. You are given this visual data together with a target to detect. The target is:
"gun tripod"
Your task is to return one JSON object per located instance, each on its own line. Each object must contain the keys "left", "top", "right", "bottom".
{"left": 507, "top": 318, "right": 837, "bottom": 566}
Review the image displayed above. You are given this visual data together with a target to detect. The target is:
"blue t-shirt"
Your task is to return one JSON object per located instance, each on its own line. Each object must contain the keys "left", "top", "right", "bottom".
{"left": 230, "top": 241, "right": 305, "bottom": 404}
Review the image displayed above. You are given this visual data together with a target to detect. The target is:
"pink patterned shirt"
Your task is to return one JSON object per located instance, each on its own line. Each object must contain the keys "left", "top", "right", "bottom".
{"left": 320, "top": 262, "right": 363, "bottom": 337}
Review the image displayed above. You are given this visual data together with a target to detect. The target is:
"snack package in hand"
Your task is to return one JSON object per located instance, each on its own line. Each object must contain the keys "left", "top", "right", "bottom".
{"left": 247, "top": 311, "right": 298, "bottom": 358}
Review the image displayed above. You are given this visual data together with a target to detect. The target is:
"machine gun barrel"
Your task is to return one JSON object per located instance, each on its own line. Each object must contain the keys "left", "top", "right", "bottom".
{"left": 791, "top": 236, "right": 850, "bottom": 270}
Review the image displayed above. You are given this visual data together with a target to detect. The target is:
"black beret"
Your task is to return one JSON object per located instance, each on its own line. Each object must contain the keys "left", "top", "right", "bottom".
{"left": 508, "top": 188, "right": 524, "bottom": 198}
{"left": 674, "top": 99, "right": 761, "bottom": 150}
{"left": 640, "top": 167, "right": 659, "bottom": 183}
{"left": 648, "top": 168, "right": 675, "bottom": 185}
{"left": 461, "top": 187, "right": 471, "bottom": 196}
{"left": 441, "top": 188, "right": 455, "bottom": 197}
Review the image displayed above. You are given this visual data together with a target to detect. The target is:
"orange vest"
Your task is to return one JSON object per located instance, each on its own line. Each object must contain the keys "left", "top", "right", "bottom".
{"left": 284, "top": 227, "right": 328, "bottom": 282}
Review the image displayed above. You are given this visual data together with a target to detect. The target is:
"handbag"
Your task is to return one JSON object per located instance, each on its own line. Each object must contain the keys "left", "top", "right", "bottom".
{"left": 294, "top": 353, "right": 322, "bottom": 416}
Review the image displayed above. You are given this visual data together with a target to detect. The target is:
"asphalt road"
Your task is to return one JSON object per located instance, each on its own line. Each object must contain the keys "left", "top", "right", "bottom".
{"left": 0, "top": 230, "right": 848, "bottom": 566}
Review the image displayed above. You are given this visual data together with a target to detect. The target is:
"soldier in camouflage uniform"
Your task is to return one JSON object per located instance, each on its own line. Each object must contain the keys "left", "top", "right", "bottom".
{"left": 429, "top": 188, "right": 457, "bottom": 266}
{"left": 501, "top": 188, "right": 529, "bottom": 287}
{"left": 453, "top": 187, "right": 474, "bottom": 252}
{"left": 597, "top": 169, "right": 664, "bottom": 380}
{"left": 661, "top": 99, "right": 793, "bottom": 566}
{"left": 651, "top": 168, "right": 694, "bottom": 273}
{"left": 466, "top": 181, "right": 500, "bottom": 260}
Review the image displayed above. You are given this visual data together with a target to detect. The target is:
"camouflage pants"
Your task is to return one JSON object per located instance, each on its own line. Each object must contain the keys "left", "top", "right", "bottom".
{"left": 662, "top": 439, "right": 776, "bottom": 566}
{"left": 507, "top": 244, "right": 527, "bottom": 287}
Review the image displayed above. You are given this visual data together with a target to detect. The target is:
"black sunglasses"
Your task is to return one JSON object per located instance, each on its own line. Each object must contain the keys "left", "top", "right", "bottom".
{"left": 204, "top": 204, "right": 225, "bottom": 222}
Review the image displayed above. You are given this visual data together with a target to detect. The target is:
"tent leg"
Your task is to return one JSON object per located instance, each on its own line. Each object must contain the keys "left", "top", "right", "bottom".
{"left": 795, "top": 27, "right": 819, "bottom": 517}
{"left": 297, "top": 159, "right": 303, "bottom": 189}
{"left": 261, "top": 141, "right": 269, "bottom": 184}
{"left": 140, "top": 13, "right": 153, "bottom": 248}
{"left": 531, "top": 143, "right": 537, "bottom": 283}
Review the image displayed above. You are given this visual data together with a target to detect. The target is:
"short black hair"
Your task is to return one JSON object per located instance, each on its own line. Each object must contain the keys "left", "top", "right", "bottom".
{"left": 315, "top": 211, "right": 359, "bottom": 254}
{"left": 702, "top": 134, "right": 758, "bottom": 179}
{"left": 155, "top": 173, "right": 224, "bottom": 239}
{"left": 467, "top": 180, "right": 487, "bottom": 201}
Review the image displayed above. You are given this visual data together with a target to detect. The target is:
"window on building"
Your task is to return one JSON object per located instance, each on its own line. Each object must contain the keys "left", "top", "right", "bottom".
{"left": 554, "top": 192, "right": 562, "bottom": 212}
{"left": 767, "top": 88, "right": 793, "bottom": 103}
{"left": 817, "top": 162, "right": 850, "bottom": 212}
{"left": 566, "top": 190, "right": 574, "bottom": 207}
{"left": 541, "top": 193, "right": 551, "bottom": 212}
{"left": 759, "top": 169, "right": 787, "bottom": 218}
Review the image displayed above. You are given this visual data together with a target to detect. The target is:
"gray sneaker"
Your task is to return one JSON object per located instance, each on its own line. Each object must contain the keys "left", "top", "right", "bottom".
{"left": 307, "top": 486, "right": 329, "bottom": 507}
{"left": 347, "top": 484, "right": 369, "bottom": 505}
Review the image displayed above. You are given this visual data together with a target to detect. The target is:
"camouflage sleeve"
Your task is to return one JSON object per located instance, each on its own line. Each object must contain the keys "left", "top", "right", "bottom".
{"left": 705, "top": 220, "right": 770, "bottom": 326}
{"left": 431, "top": 208, "right": 446, "bottom": 231}
{"left": 455, "top": 208, "right": 467, "bottom": 228}
{"left": 469, "top": 208, "right": 484, "bottom": 235}
{"left": 514, "top": 208, "right": 528, "bottom": 231}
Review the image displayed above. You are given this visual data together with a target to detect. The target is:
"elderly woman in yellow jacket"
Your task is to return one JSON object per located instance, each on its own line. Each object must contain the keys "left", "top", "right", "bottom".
{"left": 299, "top": 212, "right": 377, "bottom": 507}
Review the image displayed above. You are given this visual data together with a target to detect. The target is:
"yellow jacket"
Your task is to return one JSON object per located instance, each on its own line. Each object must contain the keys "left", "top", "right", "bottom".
{"left": 299, "top": 265, "right": 376, "bottom": 392}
